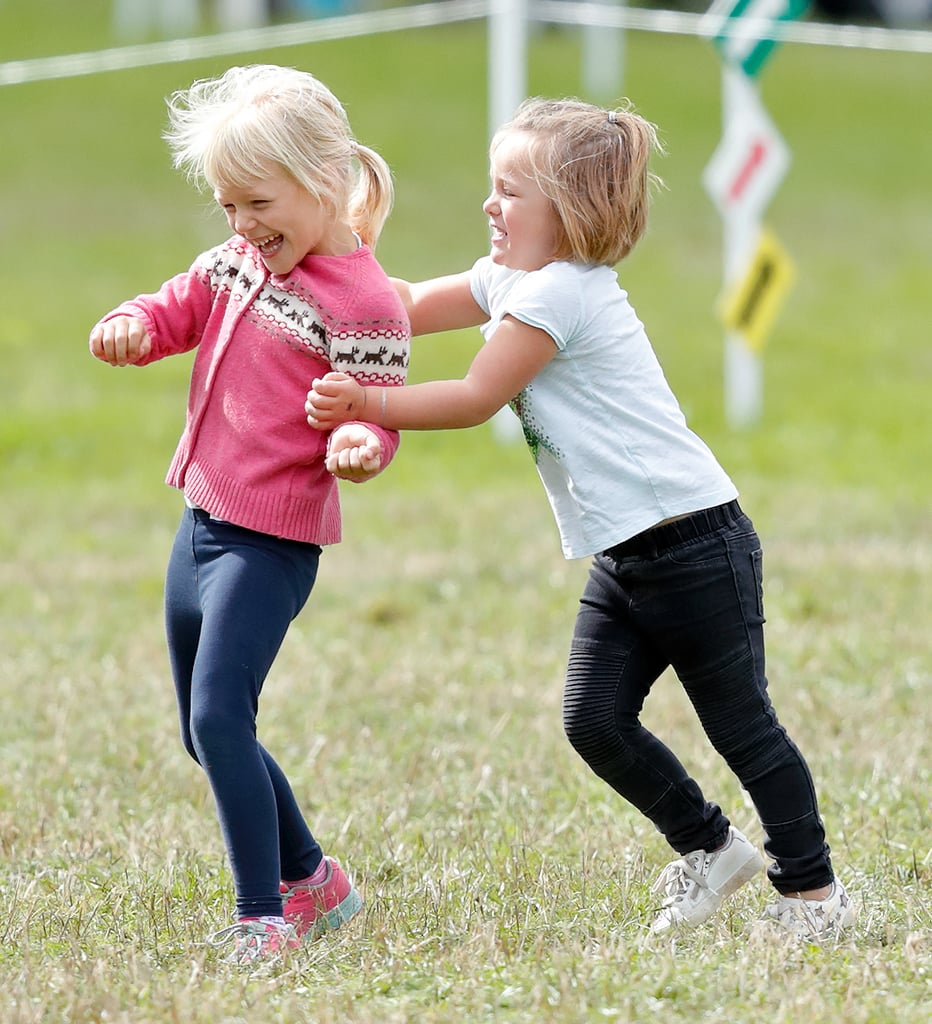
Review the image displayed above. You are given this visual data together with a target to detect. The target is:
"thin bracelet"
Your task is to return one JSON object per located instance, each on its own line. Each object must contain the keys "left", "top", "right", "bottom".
{"left": 380, "top": 387, "right": 387, "bottom": 426}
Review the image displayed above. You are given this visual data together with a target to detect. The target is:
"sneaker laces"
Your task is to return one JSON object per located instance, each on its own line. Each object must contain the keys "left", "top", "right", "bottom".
{"left": 208, "top": 919, "right": 296, "bottom": 964}
{"left": 652, "top": 852, "right": 708, "bottom": 907}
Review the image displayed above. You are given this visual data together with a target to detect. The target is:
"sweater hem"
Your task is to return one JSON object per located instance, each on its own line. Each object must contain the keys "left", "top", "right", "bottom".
{"left": 167, "top": 457, "right": 342, "bottom": 545}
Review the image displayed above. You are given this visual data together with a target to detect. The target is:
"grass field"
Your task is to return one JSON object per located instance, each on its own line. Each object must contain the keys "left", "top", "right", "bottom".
{"left": 1, "top": 3, "right": 930, "bottom": 1021}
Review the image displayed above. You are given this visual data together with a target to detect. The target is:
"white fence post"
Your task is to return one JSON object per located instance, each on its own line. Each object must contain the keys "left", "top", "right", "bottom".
{"left": 215, "top": 0, "right": 268, "bottom": 31}
{"left": 582, "top": 1, "right": 626, "bottom": 100}
{"left": 488, "top": 0, "right": 529, "bottom": 442}
{"left": 488, "top": 0, "right": 528, "bottom": 134}
{"left": 721, "top": 66, "right": 764, "bottom": 428}
{"left": 113, "top": 0, "right": 199, "bottom": 38}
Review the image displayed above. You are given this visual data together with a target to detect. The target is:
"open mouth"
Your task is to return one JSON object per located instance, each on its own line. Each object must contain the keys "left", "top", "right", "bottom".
{"left": 254, "top": 234, "right": 284, "bottom": 257}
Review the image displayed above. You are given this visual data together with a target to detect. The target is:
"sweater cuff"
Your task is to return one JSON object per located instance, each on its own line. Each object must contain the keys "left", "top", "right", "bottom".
{"left": 331, "top": 421, "right": 401, "bottom": 479}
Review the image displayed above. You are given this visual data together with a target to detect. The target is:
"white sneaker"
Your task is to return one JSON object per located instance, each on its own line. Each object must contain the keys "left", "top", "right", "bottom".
{"left": 760, "top": 880, "right": 856, "bottom": 943}
{"left": 208, "top": 917, "right": 300, "bottom": 965}
{"left": 650, "top": 826, "right": 764, "bottom": 934}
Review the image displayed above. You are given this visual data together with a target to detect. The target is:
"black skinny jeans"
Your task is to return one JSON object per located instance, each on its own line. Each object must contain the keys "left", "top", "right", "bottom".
{"left": 564, "top": 500, "right": 833, "bottom": 894}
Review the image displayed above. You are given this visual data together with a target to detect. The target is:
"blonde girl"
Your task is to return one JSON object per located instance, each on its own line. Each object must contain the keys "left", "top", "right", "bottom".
{"left": 90, "top": 65, "right": 410, "bottom": 964}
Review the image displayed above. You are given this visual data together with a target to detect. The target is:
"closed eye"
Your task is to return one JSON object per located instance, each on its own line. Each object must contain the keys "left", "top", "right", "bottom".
{"left": 217, "top": 198, "right": 272, "bottom": 213}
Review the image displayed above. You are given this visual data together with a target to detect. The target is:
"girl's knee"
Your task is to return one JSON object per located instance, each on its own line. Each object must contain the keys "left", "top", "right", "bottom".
{"left": 189, "top": 706, "right": 247, "bottom": 764}
{"left": 563, "top": 695, "right": 638, "bottom": 766}
{"left": 564, "top": 640, "right": 650, "bottom": 765}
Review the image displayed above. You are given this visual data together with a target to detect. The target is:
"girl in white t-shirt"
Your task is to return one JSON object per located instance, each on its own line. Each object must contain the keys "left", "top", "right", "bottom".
{"left": 308, "top": 97, "right": 854, "bottom": 942}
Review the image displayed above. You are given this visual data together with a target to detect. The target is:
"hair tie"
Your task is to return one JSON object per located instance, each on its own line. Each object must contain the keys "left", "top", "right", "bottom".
{"left": 607, "top": 110, "right": 619, "bottom": 125}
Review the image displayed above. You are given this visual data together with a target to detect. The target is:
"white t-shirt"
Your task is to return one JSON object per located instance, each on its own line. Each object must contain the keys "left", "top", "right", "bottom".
{"left": 470, "top": 257, "right": 738, "bottom": 559}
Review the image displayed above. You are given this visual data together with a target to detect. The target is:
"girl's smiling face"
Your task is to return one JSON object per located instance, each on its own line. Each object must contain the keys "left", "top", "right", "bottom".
{"left": 482, "top": 132, "right": 561, "bottom": 273}
{"left": 214, "top": 165, "right": 356, "bottom": 274}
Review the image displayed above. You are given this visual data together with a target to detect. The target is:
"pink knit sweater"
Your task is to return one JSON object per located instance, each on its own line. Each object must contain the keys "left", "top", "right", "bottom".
{"left": 100, "top": 236, "right": 410, "bottom": 544}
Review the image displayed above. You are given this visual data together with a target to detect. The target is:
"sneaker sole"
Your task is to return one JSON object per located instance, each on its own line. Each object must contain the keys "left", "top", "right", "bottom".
{"left": 716, "top": 848, "right": 765, "bottom": 900}
{"left": 306, "top": 885, "right": 363, "bottom": 942}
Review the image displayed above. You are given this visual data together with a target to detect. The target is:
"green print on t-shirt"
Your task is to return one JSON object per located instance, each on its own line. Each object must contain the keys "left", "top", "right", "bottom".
{"left": 511, "top": 386, "right": 562, "bottom": 464}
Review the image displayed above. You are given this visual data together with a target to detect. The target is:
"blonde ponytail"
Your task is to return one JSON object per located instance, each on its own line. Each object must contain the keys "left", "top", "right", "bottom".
{"left": 349, "top": 143, "right": 394, "bottom": 248}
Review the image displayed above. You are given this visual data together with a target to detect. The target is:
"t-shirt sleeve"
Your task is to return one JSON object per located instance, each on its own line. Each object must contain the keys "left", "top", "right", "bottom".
{"left": 469, "top": 259, "right": 580, "bottom": 351}
{"left": 468, "top": 256, "right": 493, "bottom": 317}
{"left": 499, "top": 266, "right": 581, "bottom": 351}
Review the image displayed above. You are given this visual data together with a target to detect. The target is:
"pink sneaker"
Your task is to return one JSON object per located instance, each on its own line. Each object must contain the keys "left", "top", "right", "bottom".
{"left": 209, "top": 917, "right": 300, "bottom": 965}
{"left": 281, "top": 857, "right": 363, "bottom": 941}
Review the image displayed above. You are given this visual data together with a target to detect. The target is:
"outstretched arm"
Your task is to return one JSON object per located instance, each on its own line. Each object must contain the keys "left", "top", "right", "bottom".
{"left": 89, "top": 315, "right": 152, "bottom": 366}
{"left": 306, "top": 315, "right": 557, "bottom": 431}
{"left": 391, "top": 272, "right": 486, "bottom": 336}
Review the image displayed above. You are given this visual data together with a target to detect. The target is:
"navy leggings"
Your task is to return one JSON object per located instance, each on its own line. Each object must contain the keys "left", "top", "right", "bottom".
{"left": 165, "top": 507, "right": 324, "bottom": 919}
{"left": 564, "top": 501, "right": 834, "bottom": 895}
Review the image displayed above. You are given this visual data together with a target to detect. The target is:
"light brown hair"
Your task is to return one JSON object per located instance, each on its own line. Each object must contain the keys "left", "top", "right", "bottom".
{"left": 493, "top": 97, "right": 663, "bottom": 266}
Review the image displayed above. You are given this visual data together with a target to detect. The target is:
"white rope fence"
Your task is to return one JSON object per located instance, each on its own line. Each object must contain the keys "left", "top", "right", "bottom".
{"left": 2, "top": 1, "right": 929, "bottom": 87}
{"left": 0, "top": 0, "right": 487, "bottom": 87}
{"left": 536, "top": 1, "right": 932, "bottom": 52}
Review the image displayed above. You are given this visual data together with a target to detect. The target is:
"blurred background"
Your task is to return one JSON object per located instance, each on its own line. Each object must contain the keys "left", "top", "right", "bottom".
{"left": 102, "top": 0, "right": 932, "bottom": 38}
{"left": 2, "top": 0, "right": 929, "bottom": 504}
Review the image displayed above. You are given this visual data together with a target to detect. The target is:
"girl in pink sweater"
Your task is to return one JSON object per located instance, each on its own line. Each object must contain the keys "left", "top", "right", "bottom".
{"left": 89, "top": 65, "right": 410, "bottom": 964}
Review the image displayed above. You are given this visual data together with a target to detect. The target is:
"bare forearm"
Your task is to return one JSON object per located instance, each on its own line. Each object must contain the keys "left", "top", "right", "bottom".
{"left": 367, "top": 380, "right": 503, "bottom": 430}
{"left": 306, "top": 318, "right": 554, "bottom": 434}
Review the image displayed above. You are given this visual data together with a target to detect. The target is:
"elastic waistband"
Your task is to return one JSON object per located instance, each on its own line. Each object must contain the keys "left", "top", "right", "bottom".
{"left": 188, "top": 505, "right": 233, "bottom": 527}
{"left": 602, "top": 500, "right": 744, "bottom": 560}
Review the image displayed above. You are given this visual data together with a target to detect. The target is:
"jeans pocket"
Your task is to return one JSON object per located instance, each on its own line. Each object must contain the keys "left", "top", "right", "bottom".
{"left": 750, "top": 548, "right": 765, "bottom": 620}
